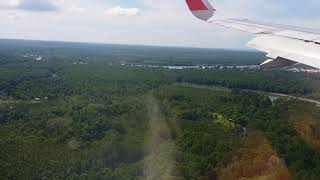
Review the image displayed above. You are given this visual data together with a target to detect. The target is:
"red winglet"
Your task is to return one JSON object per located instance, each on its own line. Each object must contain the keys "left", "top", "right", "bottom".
{"left": 186, "top": 0, "right": 209, "bottom": 11}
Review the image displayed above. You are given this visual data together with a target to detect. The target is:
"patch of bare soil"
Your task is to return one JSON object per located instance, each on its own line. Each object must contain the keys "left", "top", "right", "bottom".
{"left": 218, "top": 132, "right": 291, "bottom": 180}
{"left": 0, "top": 100, "right": 17, "bottom": 109}
{"left": 289, "top": 108, "right": 320, "bottom": 151}
{"left": 47, "top": 117, "right": 70, "bottom": 129}
{"left": 143, "top": 95, "right": 181, "bottom": 180}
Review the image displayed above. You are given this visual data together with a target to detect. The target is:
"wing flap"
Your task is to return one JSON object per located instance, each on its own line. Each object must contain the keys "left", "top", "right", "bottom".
{"left": 266, "top": 50, "right": 290, "bottom": 59}
{"left": 260, "top": 58, "right": 296, "bottom": 69}
{"left": 248, "top": 34, "right": 320, "bottom": 68}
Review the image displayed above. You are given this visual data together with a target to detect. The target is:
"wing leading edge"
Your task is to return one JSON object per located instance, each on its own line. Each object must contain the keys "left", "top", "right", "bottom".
{"left": 185, "top": 0, "right": 320, "bottom": 69}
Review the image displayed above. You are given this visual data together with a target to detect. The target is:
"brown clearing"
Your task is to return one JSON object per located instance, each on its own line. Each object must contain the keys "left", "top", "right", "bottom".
{"left": 289, "top": 106, "right": 320, "bottom": 151}
{"left": 218, "top": 132, "right": 291, "bottom": 180}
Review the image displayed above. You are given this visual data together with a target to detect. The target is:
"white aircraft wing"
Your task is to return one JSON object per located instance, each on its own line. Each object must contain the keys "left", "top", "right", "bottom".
{"left": 186, "top": 0, "right": 320, "bottom": 69}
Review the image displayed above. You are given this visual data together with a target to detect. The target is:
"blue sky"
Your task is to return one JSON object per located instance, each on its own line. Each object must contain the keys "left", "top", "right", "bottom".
{"left": 0, "top": 0, "right": 319, "bottom": 49}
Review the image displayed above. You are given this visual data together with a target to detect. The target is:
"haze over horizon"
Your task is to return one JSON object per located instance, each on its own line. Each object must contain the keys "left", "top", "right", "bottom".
{"left": 1, "top": 0, "right": 320, "bottom": 49}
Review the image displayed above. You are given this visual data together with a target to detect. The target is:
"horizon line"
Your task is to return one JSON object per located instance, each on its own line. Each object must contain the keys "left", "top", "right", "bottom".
{"left": 0, "top": 38, "right": 258, "bottom": 52}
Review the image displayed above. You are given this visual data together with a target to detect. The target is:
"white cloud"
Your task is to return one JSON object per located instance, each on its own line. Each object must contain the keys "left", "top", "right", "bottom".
{"left": 0, "top": 0, "right": 59, "bottom": 12}
{"left": 68, "top": 5, "right": 84, "bottom": 13}
{"left": 105, "top": 6, "right": 139, "bottom": 17}
{"left": 7, "top": 12, "right": 24, "bottom": 20}
{"left": 0, "top": 0, "right": 19, "bottom": 8}
{"left": 0, "top": 0, "right": 319, "bottom": 49}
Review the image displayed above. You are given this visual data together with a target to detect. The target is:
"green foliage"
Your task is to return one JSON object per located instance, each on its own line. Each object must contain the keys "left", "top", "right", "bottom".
{"left": 1, "top": 41, "right": 320, "bottom": 179}
{"left": 171, "top": 69, "right": 314, "bottom": 95}
{"left": 212, "top": 112, "right": 235, "bottom": 128}
{"left": 156, "top": 85, "right": 320, "bottom": 179}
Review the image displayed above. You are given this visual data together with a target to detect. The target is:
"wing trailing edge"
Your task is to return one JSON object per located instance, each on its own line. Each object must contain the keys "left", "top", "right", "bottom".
{"left": 260, "top": 58, "right": 296, "bottom": 69}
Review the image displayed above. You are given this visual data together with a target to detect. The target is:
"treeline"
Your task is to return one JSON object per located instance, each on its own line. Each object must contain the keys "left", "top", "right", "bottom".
{"left": 0, "top": 64, "right": 317, "bottom": 102}
{"left": 172, "top": 69, "right": 315, "bottom": 95}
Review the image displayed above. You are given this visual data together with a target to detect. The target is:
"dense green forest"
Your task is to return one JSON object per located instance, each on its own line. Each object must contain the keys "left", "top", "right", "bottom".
{"left": 1, "top": 40, "right": 320, "bottom": 180}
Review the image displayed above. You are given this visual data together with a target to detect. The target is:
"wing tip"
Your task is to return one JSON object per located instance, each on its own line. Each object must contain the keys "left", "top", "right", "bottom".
{"left": 186, "top": 0, "right": 215, "bottom": 21}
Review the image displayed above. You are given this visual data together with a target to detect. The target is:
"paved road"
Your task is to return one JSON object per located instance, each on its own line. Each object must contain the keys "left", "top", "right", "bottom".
{"left": 271, "top": 93, "right": 320, "bottom": 106}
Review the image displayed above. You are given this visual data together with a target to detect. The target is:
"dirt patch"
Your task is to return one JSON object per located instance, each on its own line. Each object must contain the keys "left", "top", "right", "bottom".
{"left": 47, "top": 117, "right": 70, "bottom": 129}
{"left": 218, "top": 132, "right": 291, "bottom": 180}
{"left": 289, "top": 108, "right": 320, "bottom": 151}
{"left": 0, "top": 100, "right": 17, "bottom": 109}
{"left": 143, "top": 95, "right": 180, "bottom": 180}
{"left": 67, "top": 139, "right": 81, "bottom": 150}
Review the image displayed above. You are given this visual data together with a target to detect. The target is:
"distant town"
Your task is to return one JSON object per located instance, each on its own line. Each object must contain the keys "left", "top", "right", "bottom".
{"left": 122, "top": 63, "right": 320, "bottom": 73}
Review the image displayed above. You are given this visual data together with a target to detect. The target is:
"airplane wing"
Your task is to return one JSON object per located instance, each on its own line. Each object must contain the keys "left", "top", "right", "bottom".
{"left": 186, "top": 0, "right": 320, "bottom": 69}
